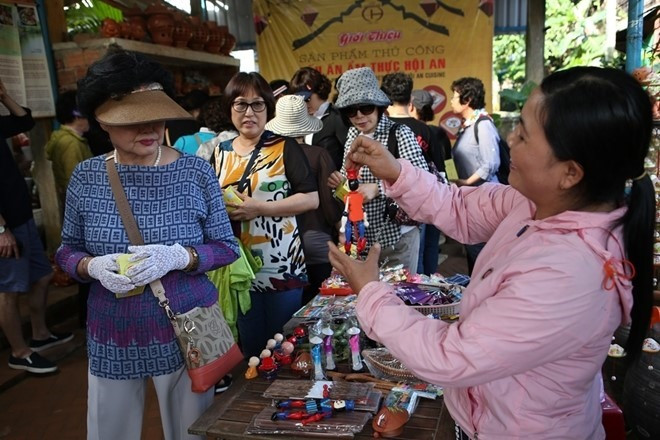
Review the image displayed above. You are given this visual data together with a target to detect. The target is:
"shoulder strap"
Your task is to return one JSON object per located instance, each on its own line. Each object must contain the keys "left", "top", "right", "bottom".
{"left": 387, "top": 123, "right": 400, "bottom": 159}
{"left": 104, "top": 153, "right": 169, "bottom": 307}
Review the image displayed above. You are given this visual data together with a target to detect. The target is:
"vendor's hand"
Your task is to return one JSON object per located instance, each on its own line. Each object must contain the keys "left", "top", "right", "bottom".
{"left": 126, "top": 243, "right": 190, "bottom": 285}
{"left": 453, "top": 178, "right": 467, "bottom": 187}
{"left": 0, "top": 228, "right": 20, "bottom": 259}
{"left": 327, "top": 170, "right": 345, "bottom": 189}
{"left": 87, "top": 253, "right": 136, "bottom": 293}
{"left": 345, "top": 135, "right": 401, "bottom": 184}
{"left": 358, "top": 183, "right": 379, "bottom": 202}
{"left": 328, "top": 241, "right": 381, "bottom": 294}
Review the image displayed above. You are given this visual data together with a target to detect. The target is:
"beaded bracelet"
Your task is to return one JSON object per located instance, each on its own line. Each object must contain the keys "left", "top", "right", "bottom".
{"left": 185, "top": 246, "right": 200, "bottom": 272}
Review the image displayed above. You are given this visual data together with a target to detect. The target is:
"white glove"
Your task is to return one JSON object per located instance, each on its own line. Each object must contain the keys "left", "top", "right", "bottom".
{"left": 126, "top": 244, "right": 191, "bottom": 286}
{"left": 87, "top": 253, "right": 136, "bottom": 294}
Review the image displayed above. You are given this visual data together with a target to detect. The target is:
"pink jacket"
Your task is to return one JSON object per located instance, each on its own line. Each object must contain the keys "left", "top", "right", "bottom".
{"left": 356, "top": 161, "right": 633, "bottom": 439}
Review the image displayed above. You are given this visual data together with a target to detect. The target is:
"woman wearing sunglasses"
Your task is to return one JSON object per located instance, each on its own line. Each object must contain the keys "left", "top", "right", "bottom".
{"left": 210, "top": 72, "right": 318, "bottom": 359}
{"left": 328, "top": 67, "right": 428, "bottom": 271}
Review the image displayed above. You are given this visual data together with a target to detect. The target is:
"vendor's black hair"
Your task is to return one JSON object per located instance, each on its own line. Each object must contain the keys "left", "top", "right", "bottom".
{"left": 381, "top": 72, "right": 413, "bottom": 105}
{"left": 289, "top": 67, "right": 332, "bottom": 101}
{"left": 222, "top": 72, "right": 276, "bottom": 122}
{"left": 77, "top": 49, "right": 175, "bottom": 130}
{"left": 540, "top": 66, "right": 654, "bottom": 361}
{"left": 55, "top": 90, "right": 80, "bottom": 125}
{"left": 178, "top": 89, "right": 209, "bottom": 112}
{"left": 451, "top": 77, "right": 486, "bottom": 110}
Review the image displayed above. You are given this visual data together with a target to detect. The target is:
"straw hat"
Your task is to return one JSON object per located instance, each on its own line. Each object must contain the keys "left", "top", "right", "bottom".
{"left": 265, "top": 95, "right": 323, "bottom": 138}
{"left": 95, "top": 83, "right": 192, "bottom": 126}
{"left": 334, "top": 67, "right": 391, "bottom": 109}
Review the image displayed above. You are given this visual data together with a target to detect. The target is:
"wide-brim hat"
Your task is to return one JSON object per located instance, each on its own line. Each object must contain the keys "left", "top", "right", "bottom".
{"left": 95, "top": 83, "right": 192, "bottom": 126}
{"left": 265, "top": 95, "right": 323, "bottom": 138}
{"left": 334, "top": 67, "right": 391, "bottom": 109}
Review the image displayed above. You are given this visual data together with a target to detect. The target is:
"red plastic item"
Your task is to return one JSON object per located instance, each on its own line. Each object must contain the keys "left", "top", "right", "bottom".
{"left": 319, "top": 287, "right": 353, "bottom": 296}
{"left": 601, "top": 393, "right": 625, "bottom": 440}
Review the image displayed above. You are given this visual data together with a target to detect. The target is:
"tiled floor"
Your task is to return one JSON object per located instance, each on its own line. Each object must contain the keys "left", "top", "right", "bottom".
{"left": 0, "top": 238, "right": 469, "bottom": 439}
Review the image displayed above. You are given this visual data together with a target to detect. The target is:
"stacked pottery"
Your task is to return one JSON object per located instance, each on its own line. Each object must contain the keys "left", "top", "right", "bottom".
{"left": 220, "top": 31, "right": 236, "bottom": 56}
{"left": 204, "top": 21, "right": 223, "bottom": 54}
{"left": 145, "top": 3, "right": 174, "bottom": 46}
{"left": 172, "top": 12, "right": 192, "bottom": 48}
{"left": 124, "top": 7, "right": 147, "bottom": 41}
{"left": 119, "top": 20, "right": 132, "bottom": 39}
{"left": 100, "top": 18, "right": 121, "bottom": 38}
{"left": 188, "top": 16, "right": 208, "bottom": 51}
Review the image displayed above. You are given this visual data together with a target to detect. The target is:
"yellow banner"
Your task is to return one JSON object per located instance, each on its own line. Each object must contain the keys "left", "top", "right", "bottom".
{"left": 254, "top": 0, "right": 494, "bottom": 135}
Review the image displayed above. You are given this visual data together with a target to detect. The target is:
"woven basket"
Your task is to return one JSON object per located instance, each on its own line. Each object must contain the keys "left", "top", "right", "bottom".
{"left": 410, "top": 301, "right": 461, "bottom": 317}
{"left": 362, "top": 348, "right": 418, "bottom": 382}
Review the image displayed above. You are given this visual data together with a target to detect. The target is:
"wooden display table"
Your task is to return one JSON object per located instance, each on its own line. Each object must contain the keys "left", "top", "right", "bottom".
{"left": 189, "top": 362, "right": 456, "bottom": 439}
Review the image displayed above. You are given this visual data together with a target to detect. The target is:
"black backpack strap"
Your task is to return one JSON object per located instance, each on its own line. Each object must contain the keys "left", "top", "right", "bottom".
{"left": 386, "top": 123, "right": 400, "bottom": 159}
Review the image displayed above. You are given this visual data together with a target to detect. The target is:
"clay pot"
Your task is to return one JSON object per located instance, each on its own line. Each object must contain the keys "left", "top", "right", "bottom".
{"left": 119, "top": 20, "right": 132, "bottom": 39}
{"left": 188, "top": 16, "right": 208, "bottom": 51}
{"left": 204, "top": 21, "right": 223, "bottom": 54}
{"left": 290, "top": 351, "right": 312, "bottom": 378}
{"left": 124, "top": 7, "right": 147, "bottom": 41}
{"left": 100, "top": 18, "right": 121, "bottom": 38}
{"left": 145, "top": 3, "right": 174, "bottom": 46}
{"left": 220, "top": 32, "right": 236, "bottom": 56}
{"left": 172, "top": 12, "right": 192, "bottom": 48}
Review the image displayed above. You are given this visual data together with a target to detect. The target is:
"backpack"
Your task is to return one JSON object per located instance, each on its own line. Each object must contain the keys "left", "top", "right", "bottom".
{"left": 473, "top": 116, "right": 511, "bottom": 185}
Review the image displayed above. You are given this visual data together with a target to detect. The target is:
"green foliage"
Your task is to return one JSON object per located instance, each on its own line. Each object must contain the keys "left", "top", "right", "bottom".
{"left": 499, "top": 81, "right": 537, "bottom": 111}
{"left": 493, "top": 0, "right": 625, "bottom": 107}
{"left": 65, "top": 0, "right": 122, "bottom": 36}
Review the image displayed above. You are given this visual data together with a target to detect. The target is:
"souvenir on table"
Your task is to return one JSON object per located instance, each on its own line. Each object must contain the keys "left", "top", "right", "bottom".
{"left": 362, "top": 347, "right": 419, "bottom": 383}
{"left": 347, "top": 326, "right": 364, "bottom": 373}
{"left": 291, "top": 350, "right": 313, "bottom": 378}
{"left": 245, "top": 356, "right": 260, "bottom": 379}
{"left": 259, "top": 349, "right": 279, "bottom": 380}
{"left": 263, "top": 379, "right": 374, "bottom": 402}
{"left": 246, "top": 405, "right": 371, "bottom": 436}
{"left": 322, "top": 326, "right": 337, "bottom": 371}
{"left": 310, "top": 336, "right": 326, "bottom": 380}
{"left": 340, "top": 168, "right": 368, "bottom": 257}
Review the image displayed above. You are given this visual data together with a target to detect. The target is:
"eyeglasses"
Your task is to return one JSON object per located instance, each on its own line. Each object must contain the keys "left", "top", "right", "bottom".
{"left": 232, "top": 100, "right": 267, "bottom": 113}
{"left": 342, "top": 105, "right": 376, "bottom": 118}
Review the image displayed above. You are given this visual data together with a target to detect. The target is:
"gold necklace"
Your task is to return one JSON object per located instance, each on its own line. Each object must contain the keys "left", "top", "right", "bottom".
{"left": 114, "top": 146, "right": 162, "bottom": 166}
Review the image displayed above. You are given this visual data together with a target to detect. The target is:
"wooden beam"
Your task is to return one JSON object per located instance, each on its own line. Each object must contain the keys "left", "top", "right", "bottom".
{"left": 525, "top": 0, "right": 545, "bottom": 85}
{"left": 45, "top": 0, "right": 67, "bottom": 43}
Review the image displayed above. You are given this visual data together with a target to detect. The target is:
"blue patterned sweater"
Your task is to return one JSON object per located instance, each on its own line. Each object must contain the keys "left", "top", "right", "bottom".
{"left": 56, "top": 154, "right": 238, "bottom": 380}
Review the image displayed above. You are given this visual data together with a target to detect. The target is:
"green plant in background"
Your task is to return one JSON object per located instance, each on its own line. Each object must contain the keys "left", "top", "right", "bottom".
{"left": 65, "top": 0, "right": 122, "bottom": 36}
{"left": 493, "top": 0, "right": 626, "bottom": 111}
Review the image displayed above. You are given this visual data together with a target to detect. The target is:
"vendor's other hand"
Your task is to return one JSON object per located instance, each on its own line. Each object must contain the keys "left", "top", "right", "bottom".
{"left": 87, "top": 253, "right": 136, "bottom": 293}
{"left": 327, "top": 171, "right": 344, "bottom": 189}
{"left": 127, "top": 243, "right": 190, "bottom": 285}
{"left": 227, "top": 191, "right": 263, "bottom": 221}
{"left": 345, "top": 135, "right": 401, "bottom": 184}
{"left": 0, "top": 229, "right": 20, "bottom": 259}
{"left": 327, "top": 241, "right": 380, "bottom": 294}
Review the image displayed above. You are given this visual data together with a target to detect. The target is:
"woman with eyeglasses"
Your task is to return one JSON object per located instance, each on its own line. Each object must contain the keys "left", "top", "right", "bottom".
{"left": 210, "top": 72, "right": 319, "bottom": 358}
{"left": 328, "top": 67, "right": 427, "bottom": 271}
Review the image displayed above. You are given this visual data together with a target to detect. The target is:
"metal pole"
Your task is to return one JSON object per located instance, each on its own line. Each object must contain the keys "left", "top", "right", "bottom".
{"left": 625, "top": 0, "right": 645, "bottom": 72}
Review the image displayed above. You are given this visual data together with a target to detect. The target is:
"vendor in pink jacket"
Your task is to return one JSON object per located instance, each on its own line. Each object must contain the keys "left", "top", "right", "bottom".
{"left": 329, "top": 67, "right": 654, "bottom": 439}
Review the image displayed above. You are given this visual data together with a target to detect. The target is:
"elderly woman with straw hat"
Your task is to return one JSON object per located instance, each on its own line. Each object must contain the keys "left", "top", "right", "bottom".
{"left": 266, "top": 95, "right": 343, "bottom": 303}
{"left": 211, "top": 72, "right": 319, "bottom": 359}
{"left": 55, "top": 50, "right": 239, "bottom": 440}
{"left": 328, "top": 67, "right": 428, "bottom": 272}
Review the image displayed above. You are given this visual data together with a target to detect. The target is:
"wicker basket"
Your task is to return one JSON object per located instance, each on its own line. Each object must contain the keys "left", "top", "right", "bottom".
{"left": 362, "top": 348, "right": 418, "bottom": 382}
{"left": 410, "top": 300, "right": 461, "bottom": 317}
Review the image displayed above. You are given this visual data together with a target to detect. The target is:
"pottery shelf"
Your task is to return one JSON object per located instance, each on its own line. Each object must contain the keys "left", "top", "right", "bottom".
{"left": 77, "top": 37, "right": 240, "bottom": 69}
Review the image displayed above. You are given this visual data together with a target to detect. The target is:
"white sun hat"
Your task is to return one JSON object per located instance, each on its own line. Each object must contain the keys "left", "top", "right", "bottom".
{"left": 265, "top": 95, "right": 323, "bottom": 138}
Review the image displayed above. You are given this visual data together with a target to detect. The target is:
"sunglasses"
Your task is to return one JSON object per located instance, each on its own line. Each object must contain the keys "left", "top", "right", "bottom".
{"left": 342, "top": 105, "right": 376, "bottom": 118}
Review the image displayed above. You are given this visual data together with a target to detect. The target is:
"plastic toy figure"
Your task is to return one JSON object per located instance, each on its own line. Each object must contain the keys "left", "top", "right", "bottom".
{"left": 321, "top": 326, "right": 336, "bottom": 371}
{"left": 310, "top": 336, "right": 325, "bottom": 380}
{"left": 340, "top": 168, "right": 368, "bottom": 255}
{"left": 347, "top": 326, "right": 364, "bottom": 372}
{"left": 245, "top": 356, "right": 260, "bottom": 379}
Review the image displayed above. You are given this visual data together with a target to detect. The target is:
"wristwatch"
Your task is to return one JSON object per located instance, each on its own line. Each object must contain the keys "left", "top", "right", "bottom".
{"left": 0, "top": 224, "right": 5, "bottom": 234}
